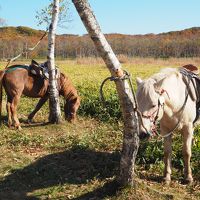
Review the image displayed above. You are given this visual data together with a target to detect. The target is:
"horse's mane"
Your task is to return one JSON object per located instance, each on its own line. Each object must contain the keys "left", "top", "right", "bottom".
{"left": 150, "top": 68, "right": 179, "bottom": 83}
{"left": 60, "top": 72, "right": 68, "bottom": 86}
{"left": 59, "top": 72, "right": 78, "bottom": 100}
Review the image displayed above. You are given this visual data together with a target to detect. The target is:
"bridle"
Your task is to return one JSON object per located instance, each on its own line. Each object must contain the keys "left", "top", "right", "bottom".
{"left": 139, "top": 89, "right": 168, "bottom": 136}
{"left": 139, "top": 69, "right": 194, "bottom": 138}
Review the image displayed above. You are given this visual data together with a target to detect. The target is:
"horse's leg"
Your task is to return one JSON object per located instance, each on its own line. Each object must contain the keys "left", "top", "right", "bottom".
{"left": 163, "top": 135, "right": 172, "bottom": 184}
{"left": 182, "top": 123, "right": 193, "bottom": 183}
{"left": 6, "top": 100, "right": 12, "bottom": 128}
{"left": 10, "top": 95, "right": 21, "bottom": 130}
{"left": 28, "top": 95, "right": 48, "bottom": 123}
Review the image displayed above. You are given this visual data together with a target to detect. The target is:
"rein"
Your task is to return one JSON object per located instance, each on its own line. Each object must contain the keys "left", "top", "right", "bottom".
{"left": 100, "top": 68, "right": 196, "bottom": 139}
{"left": 153, "top": 68, "right": 193, "bottom": 138}
{"left": 100, "top": 70, "right": 144, "bottom": 133}
{"left": 100, "top": 70, "right": 138, "bottom": 107}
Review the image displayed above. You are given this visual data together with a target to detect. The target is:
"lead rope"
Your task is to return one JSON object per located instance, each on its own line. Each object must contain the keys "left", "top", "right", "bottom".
{"left": 100, "top": 70, "right": 149, "bottom": 134}
{"left": 123, "top": 70, "right": 150, "bottom": 134}
{"left": 4, "top": 28, "right": 48, "bottom": 69}
{"left": 100, "top": 69, "right": 193, "bottom": 140}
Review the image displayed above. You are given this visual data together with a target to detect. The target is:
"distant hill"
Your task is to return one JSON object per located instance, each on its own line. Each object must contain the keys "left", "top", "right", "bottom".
{"left": 0, "top": 26, "right": 200, "bottom": 58}
{"left": 1, "top": 25, "right": 200, "bottom": 40}
{"left": 0, "top": 26, "right": 45, "bottom": 39}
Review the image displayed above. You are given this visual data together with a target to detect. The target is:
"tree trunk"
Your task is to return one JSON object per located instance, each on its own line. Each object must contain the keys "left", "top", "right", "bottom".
{"left": 47, "top": 0, "right": 62, "bottom": 123}
{"left": 72, "top": 0, "right": 139, "bottom": 186}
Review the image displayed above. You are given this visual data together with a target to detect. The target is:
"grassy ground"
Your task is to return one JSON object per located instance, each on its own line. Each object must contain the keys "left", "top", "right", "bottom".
{"left": 0, "top": 58, "right": 200, "bottom": 199}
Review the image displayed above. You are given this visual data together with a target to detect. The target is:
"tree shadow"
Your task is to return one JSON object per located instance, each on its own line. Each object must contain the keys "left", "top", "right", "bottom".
{"left": 72, "top": 179, "right": 121, "bottom": 200}
{"left": 0, "top": 146, "right": 120, "bottom": 200}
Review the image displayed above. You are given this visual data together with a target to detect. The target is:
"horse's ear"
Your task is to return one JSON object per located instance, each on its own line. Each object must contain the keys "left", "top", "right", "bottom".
{"left": 153, "top": 80, "right": 162, "bottom": 91}
{"left": 136, "top": 77, "right": 143, "bottom": 86}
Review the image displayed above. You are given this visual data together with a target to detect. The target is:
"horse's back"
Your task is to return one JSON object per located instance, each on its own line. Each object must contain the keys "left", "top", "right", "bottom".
{"left": 3, "top": 67, "right": 48, "bottom": 98}
{"left": 3, "top": 68, "right": 29, "bottom": 95}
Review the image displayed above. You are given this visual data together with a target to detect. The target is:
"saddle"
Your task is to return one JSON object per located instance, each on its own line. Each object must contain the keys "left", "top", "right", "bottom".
{"left": 181, "top": 64, "right": 199, "bottom": 75}
{"left": 29, "top": 59, "right": 60, "bottom": 80}
{"left": 29, "top": 60, "right": 44, "bottom": 77}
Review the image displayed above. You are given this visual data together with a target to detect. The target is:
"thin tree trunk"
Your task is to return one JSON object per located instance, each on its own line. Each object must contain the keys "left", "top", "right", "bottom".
{"left": 47, "top": 0, "right": 62, "bottom": 123}
{"left": 72, "top": 0, "right": 139, "bottom": 186}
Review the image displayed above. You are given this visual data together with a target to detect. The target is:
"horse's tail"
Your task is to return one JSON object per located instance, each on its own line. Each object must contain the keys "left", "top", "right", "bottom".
{"left": 0, "top": 70, "right": 5, "bottom": 122}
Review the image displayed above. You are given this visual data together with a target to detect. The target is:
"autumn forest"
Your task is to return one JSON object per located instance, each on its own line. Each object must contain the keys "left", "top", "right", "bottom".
{"left": 0, "top": 26, "right": 200, "bottom": 60}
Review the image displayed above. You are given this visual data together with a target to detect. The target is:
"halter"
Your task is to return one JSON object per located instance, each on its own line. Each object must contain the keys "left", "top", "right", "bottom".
{"left": 140, "top": 89, "right": 167, "bottom": 136}
{"left": 139, "top": 69, "right": 193, "bottom": 138}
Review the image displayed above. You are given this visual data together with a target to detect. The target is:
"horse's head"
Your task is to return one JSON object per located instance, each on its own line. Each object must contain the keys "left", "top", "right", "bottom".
{"left": 59, "top": 73, "right": 81, "bottom": 123}
{"left": 136, "top": 77, "right": 165, "bottom": 139}
{"left": 64, "top": 96, "right": 81, "bottom": 123}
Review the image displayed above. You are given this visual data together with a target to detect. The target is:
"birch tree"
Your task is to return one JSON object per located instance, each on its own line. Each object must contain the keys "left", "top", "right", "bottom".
{"left": 72, "top": 0, "right": 139, "bottom": 186}
{"left": 47, "top": 0, "right": 62, "bottom": 123}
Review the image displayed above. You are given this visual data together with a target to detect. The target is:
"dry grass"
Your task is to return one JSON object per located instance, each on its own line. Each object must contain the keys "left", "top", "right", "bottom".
{"left": 68, "top": 56, "right": 200, "bottom": 69}
{"left": 1, "top": 56, "right": 199, "bottom": 68}
{"left": 76, "top": 57, "right": 104, "bottom": 65}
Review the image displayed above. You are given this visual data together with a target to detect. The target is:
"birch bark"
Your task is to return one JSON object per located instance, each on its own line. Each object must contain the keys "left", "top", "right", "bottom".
{"left": 72, "top": 0, "right": 139, "bottom": 186}
{"left": 47, "top": 0, "right": 62, "bottom": 123}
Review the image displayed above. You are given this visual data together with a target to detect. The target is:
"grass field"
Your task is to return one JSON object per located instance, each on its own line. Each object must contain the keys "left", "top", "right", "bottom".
{"left": 0, "top": 58, "right": 200, "bottom": 200}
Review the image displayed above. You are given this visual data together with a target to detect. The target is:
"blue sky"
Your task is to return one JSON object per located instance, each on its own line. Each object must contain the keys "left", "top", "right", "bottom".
{"left": 0, "top": 0, "right": 200, "bottom": 35}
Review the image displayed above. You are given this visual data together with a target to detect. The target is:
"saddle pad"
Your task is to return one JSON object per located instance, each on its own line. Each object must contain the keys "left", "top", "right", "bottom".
{"left": 5, "top": 65, "right": 29, "bottom": 73}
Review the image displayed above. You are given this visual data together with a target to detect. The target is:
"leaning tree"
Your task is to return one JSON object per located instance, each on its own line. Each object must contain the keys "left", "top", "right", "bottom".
{"left": 72, "top": 0, "right": 139, "bottom": 186}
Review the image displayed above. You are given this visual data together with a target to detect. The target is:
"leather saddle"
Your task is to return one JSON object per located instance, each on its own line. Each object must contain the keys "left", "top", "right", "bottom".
{"left": 181, "top": 64, "right": 199, "bottom": 75}
{"left": 29, "top": 59, "right": 60, "bottom": 80}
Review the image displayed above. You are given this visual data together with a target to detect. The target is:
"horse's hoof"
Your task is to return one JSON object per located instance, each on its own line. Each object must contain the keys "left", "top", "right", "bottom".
{"left": 163, "top": 175, "right": 171, "bottom": 185}
{"left": 8, "top": 124, "right": 12, "bottom": 129}
{"left": 17, "top": 126, "right": 22, "bottom": 131}
{"left": 184, "top": 177, "right": 193, "bottom": 185}
{"left": 163, "top": 179, "right": 171, "bottom": 185}
{"left": 8, "top": 122, "right": 13, "bottom": 128}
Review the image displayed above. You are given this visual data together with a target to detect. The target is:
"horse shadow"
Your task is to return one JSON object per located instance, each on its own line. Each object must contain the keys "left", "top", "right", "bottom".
{"left": 0, "top": 146, "right": 120, "bottom": 200}
{"left": 0, "top": 114, "right": 49, "bottom": 129}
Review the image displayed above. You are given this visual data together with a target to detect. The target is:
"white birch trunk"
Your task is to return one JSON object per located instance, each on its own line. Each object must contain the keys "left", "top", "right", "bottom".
{"left": 47, "top": 0, "right": 62, "bottom": 123}
{"left": 72, "top": 0, "right": 139, "bottom": 186}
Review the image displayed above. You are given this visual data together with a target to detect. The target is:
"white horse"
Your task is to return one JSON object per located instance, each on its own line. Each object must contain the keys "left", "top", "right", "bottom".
{"left": 136, "top": 64, "right": 200, "bottom": 184}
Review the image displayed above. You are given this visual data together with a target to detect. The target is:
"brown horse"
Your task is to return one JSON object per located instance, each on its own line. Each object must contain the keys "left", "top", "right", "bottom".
{"left": 0, "top": 64, "right": 80, "bottom": 130}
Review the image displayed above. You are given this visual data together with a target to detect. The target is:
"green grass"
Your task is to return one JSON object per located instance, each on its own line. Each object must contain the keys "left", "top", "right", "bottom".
{"left": 0, "top": 59, "right": 200, "bottom": 199}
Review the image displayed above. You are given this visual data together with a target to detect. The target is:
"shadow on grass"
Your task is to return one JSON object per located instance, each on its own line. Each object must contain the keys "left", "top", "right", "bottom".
{"left": 0, "top": 146, "right": 120, "bottom": 200}
{"left": 72, "top": 180, "right": 121, "bottom": 200}
{"left": 1, "top": 114, "right": 50, "bottom": 129}
{"left": 139, "top": 172, "right": 163, "bottom": 183}
{"left": 21, "top": 121, "right": 50, "bottom": 128}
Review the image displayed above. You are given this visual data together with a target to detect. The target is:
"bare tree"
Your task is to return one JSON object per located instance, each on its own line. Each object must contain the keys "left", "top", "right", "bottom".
{"left": 0, "top": 18, "right": 6, "bottom": 27}
{"left": 72, "top": 0, "right": 139, "bottom": 186}
{"left": 47, "top": 0, "right": 62, "bottom": 123}
{"left": 0, "top": 6, "right": 6, "bottom": 27}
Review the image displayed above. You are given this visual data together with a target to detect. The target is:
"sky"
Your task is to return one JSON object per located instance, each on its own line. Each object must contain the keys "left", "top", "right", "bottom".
{"left": 0, "top": 0, "right": 200, "bottom": 35}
